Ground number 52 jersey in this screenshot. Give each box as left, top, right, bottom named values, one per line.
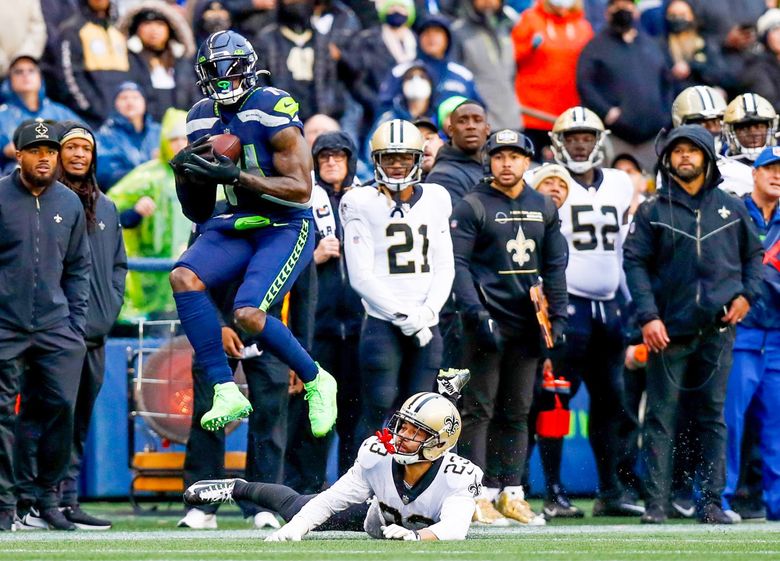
left=558, top=168, right=633, bottom=300
left=339, top=183, right=455, bottom=323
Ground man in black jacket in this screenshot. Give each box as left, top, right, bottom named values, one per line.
left=623, top=124, right=764, bottom=524
left=15, top=122, right=126, bottom=531
left=451, top=129, right=567, bottom=525
left=0, top=121, right=90, bottom=531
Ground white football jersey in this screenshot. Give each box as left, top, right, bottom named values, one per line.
left=559, top=168, right=633, bottom=300
left=340, top=183, right=454, bottom=322
left=291, top=435, right=482, bottom=541
left=717, top=156, right=753, bottom=197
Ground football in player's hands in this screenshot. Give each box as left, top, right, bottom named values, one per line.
left=207, top=133, right=242, bottom=163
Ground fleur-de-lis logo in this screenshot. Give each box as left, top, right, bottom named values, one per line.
left=443, top=415, right=460, bottom=436
left=717, top=206, right=731, bottom=220
left=468, top=476, right=483, bottom=498
left=53, top=214, right=63, bottom=223
left=35, top=123, right=48, bottom=137
left=506, top=227, right=535, bottom=265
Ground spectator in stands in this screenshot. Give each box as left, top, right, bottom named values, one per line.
left=0, top=56, right=81, bottom=174
left=511, top=0, right=593, bottom=158
left=378, top=15, right=479, bottom=115
left=117, top=1, right=199, bottom=121
left=415, top=117, right=444, bottom=177
left=662, top=0, right=728, bottom=95
left=190, top=1, right=234, bottom=46
left=451, top=0, right=522, bottom=130
left=107, top=108, right=188, bottom=323
left=254, top=0, right=346, bottom=122
left=96, top=81, right=161, bottom=191
left=303, top=113, right=341, bottom=148
left=220, top=0, right=277, bottom=41
left=55, top=0, right=149, bottom=127
left=343, top=0, right=418, bottom=130
left=312, top=0, right=362, bottom=58
left=623, top=125, right=764, bottom=524
left=576, top=0, right=672, bottom=170
left=0, top=1, right=45, bottom=83
left=426, top=99, right=490, bottom=207
left=0, top=121, right=89, bottom=531
left=15, top=121, right=126, bottom=531
left=309, top=131, right=363, bottom=475
left=744, top=9, right=780, bottom=109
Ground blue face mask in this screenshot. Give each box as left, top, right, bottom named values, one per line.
left=385, top=12, right=409, bottom=28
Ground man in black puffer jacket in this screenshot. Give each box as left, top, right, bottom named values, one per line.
left=623, top=124, right=764, bottom=525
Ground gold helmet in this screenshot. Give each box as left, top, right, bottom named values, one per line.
left=723, top=93, right=778, bottom=160
left=388, top=392, right=461, bottom=464
left=369, top=119, right=424, bottom=191
left=549, top=106, right=608, bottom=174
left=671, top=86, right=727, bottom=128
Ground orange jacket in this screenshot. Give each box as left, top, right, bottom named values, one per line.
left=512, top=1, right=593, bottom=131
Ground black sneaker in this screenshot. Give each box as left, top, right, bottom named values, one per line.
left=699, top=503, right=735, bottom=524
left=62, top=505, right=111, bottom=530
left=669, top=497, right=696, bottom=519
left=592, top=495, right=645, bottom=517
left=543, top=485, right=584, bottom=519
left=640, top=503, right=667, bottom=524
left=23, top=507, right=76, bottom=531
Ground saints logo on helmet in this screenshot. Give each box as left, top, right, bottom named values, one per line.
left=549, top=106, right=608, bottom=174
left=723, top=93, right=778, bottom=160
left=387, top=392, right=461, bottom=465
left=195, top=31, right=260, bottom=105
left=369, top=119, right=424, bottom=192
left=671, top=86, right=727, bottom=128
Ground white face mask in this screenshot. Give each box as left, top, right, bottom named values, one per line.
left=548, top=0, right=576, bottom=8
left=402, top=76, right=432, bottom=101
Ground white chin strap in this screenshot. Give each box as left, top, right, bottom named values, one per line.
left=392, top=451, right=425, bottom=465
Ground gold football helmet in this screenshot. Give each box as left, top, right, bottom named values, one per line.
left=671, top=86, right=727, bottom=128
left=723, top=93, right=778, bottom=160
left=388, top=392, right=461, bottom=464
left=549, top=106, right=608, bottom=174
left=369, top=119, right=424, bottom=191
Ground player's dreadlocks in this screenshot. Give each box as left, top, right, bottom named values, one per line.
left=59, top=122, right=99, bottom=232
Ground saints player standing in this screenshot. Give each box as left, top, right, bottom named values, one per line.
left=167, top=31, right=337, bottom=435
left=339, top=119, right=455, bottom=453
left=549, top=107, right=641, bottom=516
left=184, top=392, right=482, bottom=541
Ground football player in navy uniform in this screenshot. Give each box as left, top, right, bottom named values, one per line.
left=167, top=31, right=337, bottom=435
left=184, top=391, right=482, bottom=541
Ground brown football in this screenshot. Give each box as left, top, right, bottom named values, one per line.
left=209, top=133, right=242, bottom=163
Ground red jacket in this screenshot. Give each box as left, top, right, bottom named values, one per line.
left=512, top=1, right=593, bottom=131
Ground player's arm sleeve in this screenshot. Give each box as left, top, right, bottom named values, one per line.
left=287, top=462, right=373, bottom=532
left=110, top=202, right=128, bottom=320
left=425, top=492, right=476, bottom=541
left=63, top=208, right=92, bottom=336
left=423, top=194, right=455, bottom=314
left=341, top=201, right=410, bottom=321
left=622, top=202, right=660, bottom=326
left=541, top=199, right=568, bottom=327
left=450, top=199, right=485, bottom=317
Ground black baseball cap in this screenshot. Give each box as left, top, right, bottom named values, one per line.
left=14, top=119, right=61, bottom=151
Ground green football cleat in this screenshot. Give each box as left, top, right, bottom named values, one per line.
left=200, top=382, right=253, bottom=431
left=304, top=366, right=337, bottom=437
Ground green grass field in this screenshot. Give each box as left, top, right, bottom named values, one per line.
left=2, top=502, right=778, bottom=561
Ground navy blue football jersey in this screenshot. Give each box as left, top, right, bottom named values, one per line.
left=186, top=86, right=310, bottom=220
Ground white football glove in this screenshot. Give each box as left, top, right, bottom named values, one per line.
left=414, top=327, right=433, bottom=347
left=264, top=519, right=308, bottom=542
left=381, top=524, right=420, bottom=541
left=393, top=306, right=435, bottom=336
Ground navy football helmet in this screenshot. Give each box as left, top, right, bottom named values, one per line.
left=195, top=31, right=260, bottom=105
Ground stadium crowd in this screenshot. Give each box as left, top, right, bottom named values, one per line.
left=0, top=0, right=778, bottom=538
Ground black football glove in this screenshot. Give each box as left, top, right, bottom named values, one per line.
left=469, top=310, right=503, bottom=352
left=169, top=134, right=212, bottom=174
left=181, top=153, right=241, bottom=185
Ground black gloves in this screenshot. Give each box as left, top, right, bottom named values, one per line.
left=170, top=134, right=211, bottom=174
left=170, top=135, right=241, bottom=185
left=468, top=310, right=503, bottom=352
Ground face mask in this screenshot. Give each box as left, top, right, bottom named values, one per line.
left=548, top=0, right=576, bottom=8
left=666, top=16, right=694, bottom=34
left=403, top=76, right=432, bottom=101
left=609, top=9, right=634, bottom=33
left=385, top=12, right=409, bottom=28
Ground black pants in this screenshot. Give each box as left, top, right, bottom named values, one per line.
left=183, top=351, right=289, bottom=516
left=459, top=325, right=538, bottom=489
left=643, top=327, right=735, bottom=507
left=354, top=317, right=440, bottom=457
left=16, top=341, right=105, bottom=509
left=555, top=295, right=629, bottom=500
left=0, top=326, right=85, bottom=512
